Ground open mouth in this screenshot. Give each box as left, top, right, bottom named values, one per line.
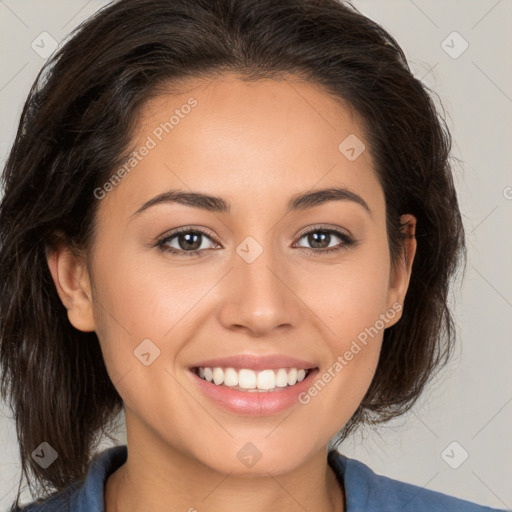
left=191, top=366, right=317, bottom=392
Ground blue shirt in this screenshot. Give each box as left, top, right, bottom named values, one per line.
left=10, top=444, right=506, bottom=511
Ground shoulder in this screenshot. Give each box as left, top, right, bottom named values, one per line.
left=327, top=449, right=507, bottom=512
left=6, top=445, right=127, bottom=512
left=6, top=484, right=77, bottom=512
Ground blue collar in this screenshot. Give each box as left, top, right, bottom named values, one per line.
left=23, top=444, right=504, bottom=512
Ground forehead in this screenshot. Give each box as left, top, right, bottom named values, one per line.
left=138, top=73, right=362, bottom=148
left=98, top=73, right=384, bottom=221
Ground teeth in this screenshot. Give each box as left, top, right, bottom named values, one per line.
left=224, top=367, right=239, bottom=387
left=203, top=367, right=213, bottom=382
left=257, top=369, right=275, bottom=390
left=275, top=368, right=289, bottom=387
left=239, top=369, right=257, bottom=389
left=195, top=366, right=312, bottom=391
left=212, top=367, right=224, bottom=385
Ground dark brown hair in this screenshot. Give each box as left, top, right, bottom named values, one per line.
left=0, top=0, right=465, bottom=507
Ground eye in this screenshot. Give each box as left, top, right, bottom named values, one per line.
left=155, top=225, right=356, bottom=258
left=156, top=227, right=219, bottom=257
left=293, top=226, right=355, bottom=255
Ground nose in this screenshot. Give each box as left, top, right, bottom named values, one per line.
left=217, top=245, right=302, bottom=337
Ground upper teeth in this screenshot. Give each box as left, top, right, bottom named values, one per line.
left=197, top=367, right=309, bottom=390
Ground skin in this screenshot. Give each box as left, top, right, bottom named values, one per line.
left=47, top=73, right=416, bottom=512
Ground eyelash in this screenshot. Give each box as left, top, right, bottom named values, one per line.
left=155, top=225, right=356, bottom=258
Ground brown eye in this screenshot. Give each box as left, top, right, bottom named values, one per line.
left=168, top=231, right=204, bottom=251
left=294, top=227, right=355, bottom=255
left=156, top=227, right=219, bottom=257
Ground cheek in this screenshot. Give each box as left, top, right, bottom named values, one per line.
left=86, top=240, right=174, bottom=383
left=299, top=241, right=392, bottom=342
left=91, top=242, right=191, bottom=333
left=88, top=239, right=230, bottom=389
left=295, top=238, right=391, bottom=397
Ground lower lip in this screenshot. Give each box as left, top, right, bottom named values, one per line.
left=189, top=368, right=319, bottom=416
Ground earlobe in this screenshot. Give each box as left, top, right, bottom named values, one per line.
left=386, top=214, right=417, bottom=323
left=46, top=242, right=96, bottom=332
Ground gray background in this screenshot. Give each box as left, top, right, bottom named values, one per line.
left=1, top=0, right=511, bottom=509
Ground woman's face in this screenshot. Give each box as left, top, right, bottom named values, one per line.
left=54, top=74, right=415, bottom=475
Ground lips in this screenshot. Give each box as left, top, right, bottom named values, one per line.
left=189, top=366, right=320, bottom=416
left=189, top=353, right=318, bottom=372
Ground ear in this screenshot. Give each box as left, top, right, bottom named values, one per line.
left=46, top=241, right=96, bottom=332
left=385, top=214, right=417, bottom=325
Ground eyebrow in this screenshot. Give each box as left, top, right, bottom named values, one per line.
left=131, top=187, right=371, bottom=218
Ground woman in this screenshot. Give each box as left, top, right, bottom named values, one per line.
left=0, top=0, right=505, bottom=511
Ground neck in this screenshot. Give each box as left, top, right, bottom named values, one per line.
left=104, top=431, right=344, bottom=512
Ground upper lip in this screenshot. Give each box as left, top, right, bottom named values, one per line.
left=190, top=354, right=318, bottom=371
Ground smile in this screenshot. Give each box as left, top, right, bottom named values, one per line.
left=192, top=366, right=313, bottom=392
